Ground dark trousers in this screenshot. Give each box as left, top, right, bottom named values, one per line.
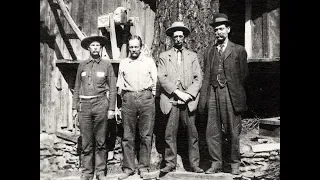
left=206, top=85, right=242, bottom=168
left=78, top=96, right=109, bottom=179
left=164, top=104, right=200, bottom=169
left=121, top=90, right=155, bottom=172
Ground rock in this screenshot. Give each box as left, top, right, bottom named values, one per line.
left=40, top=156, right=46, bottom=160
left=40, top=159, right=50, bottom=171
left=40, top=133, right=57, bottom=149
left=63, top=140, right=76, bottom=145
left=241, top=158, right=265, bottom=164
left=55, top=156, right=67, bottom=169
left=63, top=152, right=72, bottom=161
left=63, top=164, right=73, bottom=169
left=54, top=143, right=66, bottom=150
left=42, top=166, right=51, bottom=173
left=40, top=150, right=52, bottom=156
left=274, top=155, right=280, bottom=160
left=254, top=152, right=270, bottom=158
left=40, top=143, right=48, bottom=150
left=51, top=164, right=58, bottom=172
left=53, top=150, right=64, bottom=156
left=47, top=156, right=56, bottom=164
left=258, top=139, right=269, bottom=144
left=48, top=148, right=57, bottom=155
left=270, top=151, right=278, bottom=156
left=65, top=145, right=73, bottom=152
left=240, top=144, right=252, bottom=154
left=241, top=152, right=256, bottom=158
left=269, top=156, right=276, bottom=161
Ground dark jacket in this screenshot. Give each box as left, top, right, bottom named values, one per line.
left=198, top=41, right=249, bottom=113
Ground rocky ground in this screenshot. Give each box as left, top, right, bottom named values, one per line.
left=40, top=120, right=280, bottom=180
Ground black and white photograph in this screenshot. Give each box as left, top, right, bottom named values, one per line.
left=40, top=0, right=280, bottom=180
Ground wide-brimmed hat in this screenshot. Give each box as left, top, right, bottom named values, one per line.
left=166, top=21, right=191, bottom=37
left=81, top=34, right=109, bottom=49
left=210, top=13, right=232, bottom=27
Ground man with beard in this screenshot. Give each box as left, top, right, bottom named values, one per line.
left=116, top=35, right=157, bottom=180
left=198, top=13, right=249, bottom=175
left=72, top=34, right=117, bottom=180
left=157, top=22, right=204, bottom=174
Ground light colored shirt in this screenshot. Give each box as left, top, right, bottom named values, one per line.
left=117, top=54, right=157, bottom=95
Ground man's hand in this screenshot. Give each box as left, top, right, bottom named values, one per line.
left=108, top=110, right=115, bottom=119
left=174, top=89, right=193, bottom=103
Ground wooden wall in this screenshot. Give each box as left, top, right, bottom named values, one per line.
left=40, top=0, right=156, bottom=134
left=251, top=0, right=279, bottom=59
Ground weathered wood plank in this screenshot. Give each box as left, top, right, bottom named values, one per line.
left=251, top=143, right=280, bottom=153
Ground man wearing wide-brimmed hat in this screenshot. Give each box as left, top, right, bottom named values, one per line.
left=157, top=22, right=204, bottom=174
left=72, top=34, right=117, bottom=180
left=198, top=13, right=249, bottom=175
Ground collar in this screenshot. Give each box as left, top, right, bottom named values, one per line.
left=87, top=56, right=102, bottom=64
left=215, top=38, right=229, bottom=48
left=128, top=54, right=144, bottom=63
left=174, top=46, right=185, bottom=52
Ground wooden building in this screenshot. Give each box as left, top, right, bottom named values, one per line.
left=40, top=0, right=280, bottom=135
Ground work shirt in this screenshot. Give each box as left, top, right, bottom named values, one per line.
left=72, top=57, right=117, bottom=110
left=117, top=54, right=157, bottom=95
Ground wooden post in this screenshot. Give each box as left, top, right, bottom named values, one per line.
left=245, top=0, right=252, bottom=59
left=56, top=0, right=86, bottom=41
left=109, top=13, right=120, bottom=59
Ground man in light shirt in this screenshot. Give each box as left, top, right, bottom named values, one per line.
left=116, top=35, right=157, bottom=180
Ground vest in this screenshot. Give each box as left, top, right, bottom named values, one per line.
left=210, top=47, right=227, bottom=87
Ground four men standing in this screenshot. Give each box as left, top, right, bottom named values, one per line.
left=73, top=12, right=248, bottom=179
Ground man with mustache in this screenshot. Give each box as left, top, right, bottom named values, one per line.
left=157, top=22, right=204, bottom=174
left=198, top=13, right=249, bottom=175
left=72, top=34, right=117, bottom=180
left=116, top=35, right=157, bottom=179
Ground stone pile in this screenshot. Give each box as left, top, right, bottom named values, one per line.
left=40, top=133, right=80, bottom=173
left=239, top=138, right=280, bottom=178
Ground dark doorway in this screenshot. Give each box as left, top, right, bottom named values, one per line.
left=219, top=0, right=245, bottom=46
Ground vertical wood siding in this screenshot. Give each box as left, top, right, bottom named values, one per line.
left=40, top=0, right=155, bottom=134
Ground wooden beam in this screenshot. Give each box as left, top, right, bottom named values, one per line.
left=247, top=57, right=280, bottom=63
left=251, top=143, right=280, bottom=153
left=48, top=0, right=77, bottom=60
left=262, top=11, right=269, bottom=58
left=245, top=0, right=252, bottom=59
left=56, top=0, right=86, bottom=41
left=65, top=33, right=79, bottom=39
left=109, top=13, right=120, bottom=59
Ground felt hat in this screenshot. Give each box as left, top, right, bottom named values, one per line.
left=210, top=13, right=232, bottom=27
left=81, top=34, right=109, bottom=49
left=165, top=21, right=191, bottom=37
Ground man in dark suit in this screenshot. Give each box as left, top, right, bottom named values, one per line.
left=157, top=22, right=204, bottom=174
left=198, top=13, right=249, bottom=175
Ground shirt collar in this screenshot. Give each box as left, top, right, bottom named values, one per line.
left=87, top=56, right=102, bottom=64
left=215, top=38, right=229, bottom=49
left=174, top=46, right=184, bottom=52
left=128, top=54, right=144, bottom=63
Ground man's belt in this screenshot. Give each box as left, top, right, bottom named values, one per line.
left=79, top=94, right=104, bottom=99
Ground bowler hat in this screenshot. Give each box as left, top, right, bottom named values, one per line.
left=166, top=21, right=191, bottom=37
left=81, top=34, right=109, bottom=49
left=210, top=13, right=232, bottom=27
